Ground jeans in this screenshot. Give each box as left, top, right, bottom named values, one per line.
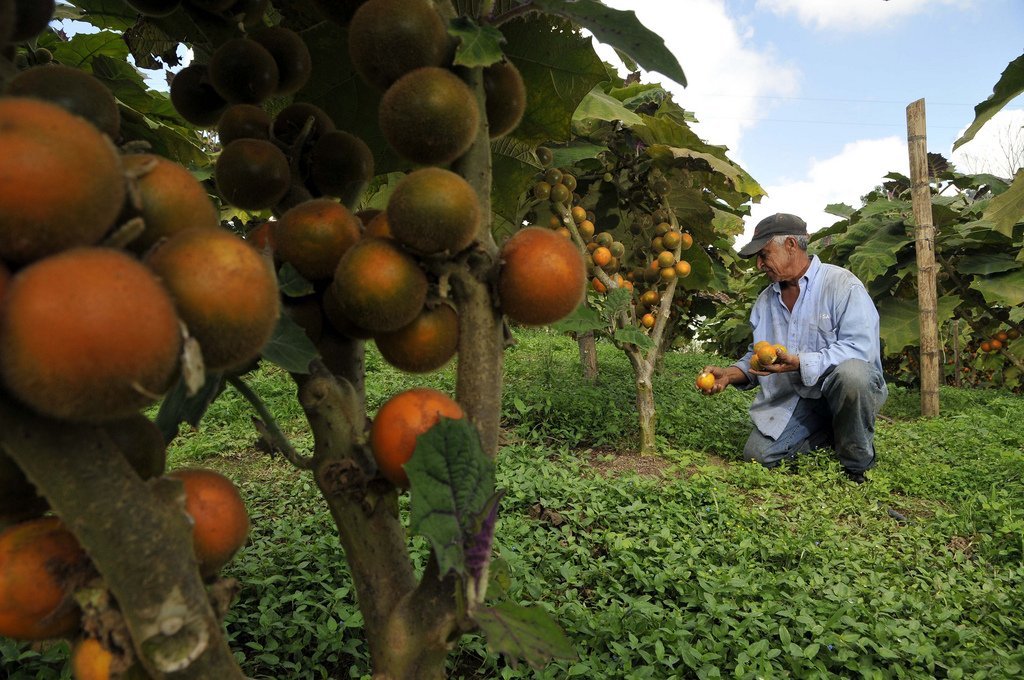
left=743, top=359, right=888, bottom=473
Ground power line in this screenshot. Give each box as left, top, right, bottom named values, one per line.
left=693, top=93, right=977, bottom=107
left=695, top=116, right=966, bottom=130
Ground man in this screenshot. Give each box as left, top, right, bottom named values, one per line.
left=701, top=213, right=888, bottom=483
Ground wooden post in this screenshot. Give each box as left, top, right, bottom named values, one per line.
left=906, top=99, right=940, bottom=416
left=952, top=320, right=961, bottom=388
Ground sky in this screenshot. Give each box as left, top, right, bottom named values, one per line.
left=592, top=0, right=1024, bottom=249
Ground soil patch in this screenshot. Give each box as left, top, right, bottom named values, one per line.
left=583, top=446, right=677, bottom=479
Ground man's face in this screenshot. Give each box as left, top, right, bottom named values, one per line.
left=755, top=237, right=801, bottom=282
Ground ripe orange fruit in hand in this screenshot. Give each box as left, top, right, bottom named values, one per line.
left=696, top=371, right=715, bottom=393
left=0, top=517, right=88, bottom=640
left=370, top=388, right=464, bottom=487
left=0, top=248, right=182, bottom=422
left=756, top=344, right=778, bottom=366
left=169, top=468, right=250, bottom=578
left=498, top=227, right=586, bottom=326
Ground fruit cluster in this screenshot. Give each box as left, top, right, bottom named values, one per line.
left=750, top=340, right=788, bottom=371
left=979, top=328, right=1020, bottom=353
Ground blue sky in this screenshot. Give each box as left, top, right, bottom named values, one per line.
left=596, top=0, right=1024, bottom=244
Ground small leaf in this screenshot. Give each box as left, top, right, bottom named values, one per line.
left=449, top=17, right=506, bottom=68
left=277, top=262, right=316, bottom=298
left=261, top=313, right=319, bottom=374
left=407, top=418, right=496, bottom=578
left=613, top=326, right=655, bottom=349
left=474, top=601, right=577, bottom=669
left=550, top=304, right=606, bottom=334
left=155, top=373, right=225, bottom=444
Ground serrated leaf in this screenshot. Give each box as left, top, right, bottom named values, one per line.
left=982, top=169, right=1024, bottom=238
left=532, top=0, right=685, bottom=87
left=277, top=263, right=316, bottom=298
left=450, top=17, right=506, bottom=67
left=474, top=601, right=577, bottom=669
left=613, top=326, right=654, bottom=349
left=604, top=286, right=633, bottom=316
left=492, top=136, right=542, bottom=225
left=953, top=52, right=1024, bottom=151
left=407, top=418, right=496, bottom=578
left=550, top=304, right=606, bottom=334
left=66, top=0, right=139, bottom=31
left=51, top=31, right=130, bottom=69
left=261, top=312, right=319, bottom=374
left=503, top=16, right=608, bottom=146
left=155, top=373, right=225, bottom=444
left=573, top=86, right=643, bottom=126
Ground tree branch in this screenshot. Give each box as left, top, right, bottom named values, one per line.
left=227, top=375, right=314, bottom=470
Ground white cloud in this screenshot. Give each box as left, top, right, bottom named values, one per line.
left=950, top=108, right=1024, bottom=178
left=739, top=136, right=908, bottom=248
left=755, top=0, right=965, bottom=31
left=592, top=0, right=800, bottom=156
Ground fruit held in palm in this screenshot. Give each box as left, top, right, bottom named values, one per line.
left=208, top=38, right=279, bottom=105
left=273, top=199, right=362, bottom=281
left=696, top=371, right=715, bottom=393
left=375, top=303, right=458, bottom=374
left=756, top=344, right=778, bottom=366
left=215, top=138, right=290, bottom=210
left=169, top=468, right=250, bottom=577
left=379, top=66, right=479, bottom=165
left=386, top=167, right=479, bottom=255
left=370, top=387, right=464, bottom=487
left=5, top=65, right=120, bottom=139
left=498, top=226, right=586, bottom=326
left=330, top=237, right=427, bottom=333
left=482, top=59, right=526, bottom=138
left=122, top=153, right=220, bottom=253
left=347, top=0, right=448, bottom=90
left=146, top=228, right=280, bottom=371
left=0, top=517, right=88, bottom=640
left=0, top=98, right=125, bottom=264
left=0, top=248, right=181, bottom=422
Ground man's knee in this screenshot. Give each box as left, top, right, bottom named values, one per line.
left=743, top=430, right=783, bottom=467
left=828, top=359, right=873, bottom=393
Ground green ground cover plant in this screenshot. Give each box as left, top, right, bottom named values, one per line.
left=4, top=329, right=1022, bottom=679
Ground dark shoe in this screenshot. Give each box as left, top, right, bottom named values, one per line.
left=844, top=469, right=867, bottom=484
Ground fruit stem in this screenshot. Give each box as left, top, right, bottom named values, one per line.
left=227, top=375, right=313, bottom=469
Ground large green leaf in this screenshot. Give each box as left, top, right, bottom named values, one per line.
left=957, top=252, right=1023, bottom=276
left=953, top=52, right=1024, bottom=151
left=573, top=86, right=643, bottom=126
left=847, top=232, right=910, bottom=285
left=503, top=16, right=609, bottom=146
left=981, top=169, right=1024, bottom=238
left=51, top=30, right=129, bottom=68
left=492, top=136, right=543, bottom=225
left=66, top=0, right=139, bottom=32
left=877, top=295, right=961, bottom=353
left=532, top=0, right=685, bottom=87
left=971, top=269, right=1024, bottom=308
left=474, top=600, right=577, bottom=669
left=551, top=304, right=607, bottom=334
left=407, top=418, right=496, bottom=578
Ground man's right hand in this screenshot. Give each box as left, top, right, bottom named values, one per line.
left=700, top=365, right=729, bottom=395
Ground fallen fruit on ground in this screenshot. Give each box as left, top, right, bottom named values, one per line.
left=370, top=388, right=464, bottom=487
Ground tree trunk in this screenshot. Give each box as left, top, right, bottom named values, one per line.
left=0, top=396, right=244, bottom=679
left=577, top=331, right=598, bottom=383
left=636, top=369, right=657, bottom=456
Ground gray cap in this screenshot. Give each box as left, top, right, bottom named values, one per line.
left=737, top=213, right=808, bottom=258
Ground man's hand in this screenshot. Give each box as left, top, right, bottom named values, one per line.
left=699, top=365, right=740, bottom=394
left=751, top=348, right=800, bottom=376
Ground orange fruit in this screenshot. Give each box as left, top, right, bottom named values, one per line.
left=990, top=338, right=1003, bottom=351
left=656, top=250, right=675, bottom=268
left=641, top=313, right=655, bottom=328
left=0, top=517, right=87, bottom=640
left=71, top=637, right=113, bottom=680
left=347, top=0, right=448, bottom=90
left=146, top=228, right=280, bottom=371
left=680, top=232, right=694, bottom=250
left=375, top=303, right=458, bottom=374
left=695, top=371, right=715, bottom=393
left=661, top=230, right=682, bottom=250
left=273, top=199, right=362, bottom=281
left=386, top=167, right=479, bottom=255
left=122, top=154, right=219, bottom=254
left=592, top=246, right=612, bottom=267
left=577, top=219, right=595, bottom=240
left=591, top=277, right=607, bottom=294
left=995, top=330, right=1009, bottom=343
left=0, top=98, right=125, bottom=263
left=756, top=344, right=778, bottom=366
left=369, top=388, right=464, bottom=487
left=640, top=289, right=660, bottom=307
left=980, top=340, right=992, bottom=353
left=660, top=267, right=676, bottom=282
left=0, top=248, right=181, bottom=422
left=362, top=211, right=393, bottom=239
left=331, top=237, right=427, bottom=333
left=498, top=227, right=586, bottom=326
left=168, top=468, right=250, bottom=577
left=570, top=206, right=587, bottom=224
left=675, top=260, right=692, bottom=278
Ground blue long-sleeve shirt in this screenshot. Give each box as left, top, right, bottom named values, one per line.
left=732, top=256, right=884, bottom=439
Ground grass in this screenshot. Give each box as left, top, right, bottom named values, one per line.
left=4, top=328, right=1023, bottom=679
